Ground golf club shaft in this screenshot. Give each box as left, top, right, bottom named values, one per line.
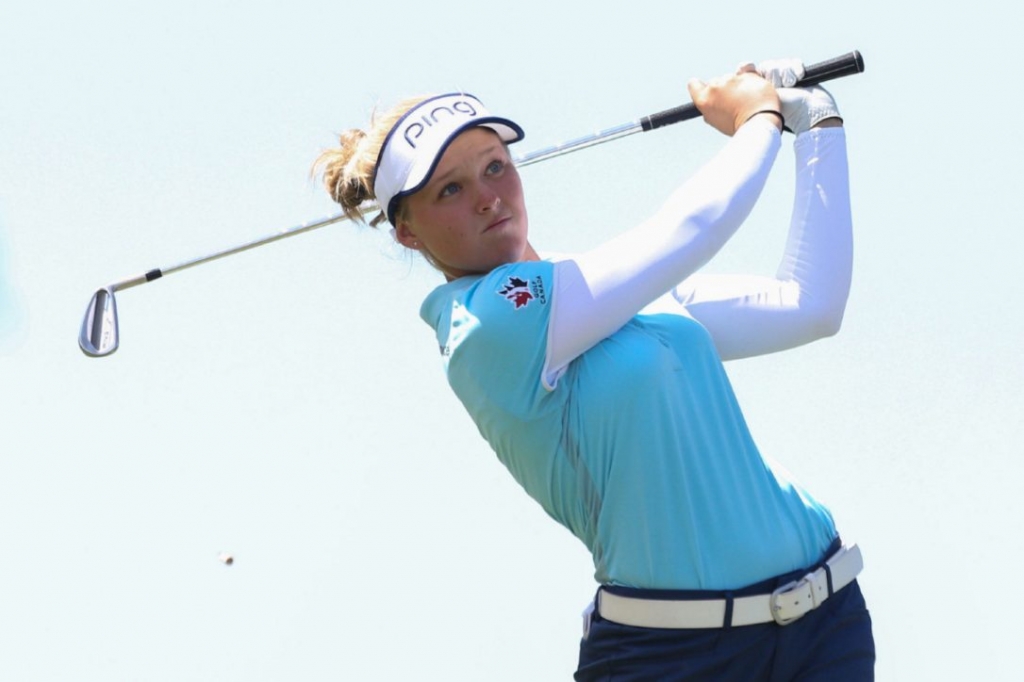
left=515, top=50, right=864, bottom=167
left=107, top=50, right=863, bottom=292
left=106, top=207, right=374, bottom=293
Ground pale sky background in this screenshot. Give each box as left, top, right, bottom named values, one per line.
left=2, top=2, right=1021, bottom=680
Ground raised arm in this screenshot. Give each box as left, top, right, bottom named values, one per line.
left=672, top=122, right=851, bottom=360
left=542, top=72, right=783, bottom=388
left=671, top=63, right=852, bottom=360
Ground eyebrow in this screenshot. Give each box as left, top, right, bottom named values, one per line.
left=428, top=140, right=505, bottom=189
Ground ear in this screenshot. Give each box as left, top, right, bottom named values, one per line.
left=394, top=220, right=422, bottom=250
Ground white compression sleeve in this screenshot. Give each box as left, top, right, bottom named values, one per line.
left=542, top=117, right=781, bottom=389
left=671, top=127, right=852, bottom=360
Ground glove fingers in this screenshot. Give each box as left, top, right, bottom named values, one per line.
left=756, top=58, right=805, bottom=88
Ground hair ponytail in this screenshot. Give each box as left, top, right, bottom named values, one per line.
left=312, top=96, right=431, bottom=228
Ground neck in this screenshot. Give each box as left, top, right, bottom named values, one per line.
left=442, top=241, right=543, bottom=282
left=521, top=241, right=541, bottom=263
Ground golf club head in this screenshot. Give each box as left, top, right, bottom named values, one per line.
left=79, top=287, right=119, bottom=357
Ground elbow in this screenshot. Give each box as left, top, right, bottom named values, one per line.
left=802, top=294, right=848, bottom=340
left=776, top=276, right=850, bottom=342
left=814, top=308, right=845, bottom=339
left=791, top=268, right=851, bottom=341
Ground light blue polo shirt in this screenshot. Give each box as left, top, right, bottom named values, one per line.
left=421, top=260, right=837, bottom=590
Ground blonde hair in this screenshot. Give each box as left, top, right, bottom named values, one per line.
left=312, top=96, right=432, bottom=227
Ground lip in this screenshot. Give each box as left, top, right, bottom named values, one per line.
left=484, top=215, right=512, bottom=232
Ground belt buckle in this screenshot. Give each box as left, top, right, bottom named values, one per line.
left=770, top=569, right=826, bottom=626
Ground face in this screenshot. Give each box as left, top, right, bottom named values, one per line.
left=395, top=128, right=532, bottom=279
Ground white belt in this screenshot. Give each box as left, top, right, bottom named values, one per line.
left=595, top=544, right=863, bottom=630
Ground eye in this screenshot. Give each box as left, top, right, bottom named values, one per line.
left=486, top=159, right=505, bottom=175
left=439, top=182, right=460, bottom=198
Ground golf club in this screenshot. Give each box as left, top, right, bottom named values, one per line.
left=79, top=50, right=864, bottom=357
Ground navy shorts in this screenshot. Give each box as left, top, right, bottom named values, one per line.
left=575, top=556, right=875, bottom=681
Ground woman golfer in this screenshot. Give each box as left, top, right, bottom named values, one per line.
left=315, top=60, right=874, bottom=680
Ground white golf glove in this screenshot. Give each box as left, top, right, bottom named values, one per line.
left=776, top=85, right=841, bottom=135
left=753, top=58, right=805, bottom=87
left=743, top=58, right=842, bottom=135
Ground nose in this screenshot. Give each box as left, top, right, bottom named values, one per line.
left=476, top=185, right=500, bottom=213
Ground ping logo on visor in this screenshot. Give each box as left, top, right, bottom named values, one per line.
left=402, top=98, right=481, bottom=149
left=372, top=93, right=525, bottom=225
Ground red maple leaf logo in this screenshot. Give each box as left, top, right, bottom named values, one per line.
left=498, top=276, right=534, bottom=309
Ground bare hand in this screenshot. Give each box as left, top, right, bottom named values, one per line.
left=687, top=71, right=781, bottom=136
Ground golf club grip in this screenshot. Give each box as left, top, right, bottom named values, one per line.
left=640, top=50, right=864, bottom=132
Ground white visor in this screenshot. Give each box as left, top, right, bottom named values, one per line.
left=372, top=93, right=525, bottom=225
